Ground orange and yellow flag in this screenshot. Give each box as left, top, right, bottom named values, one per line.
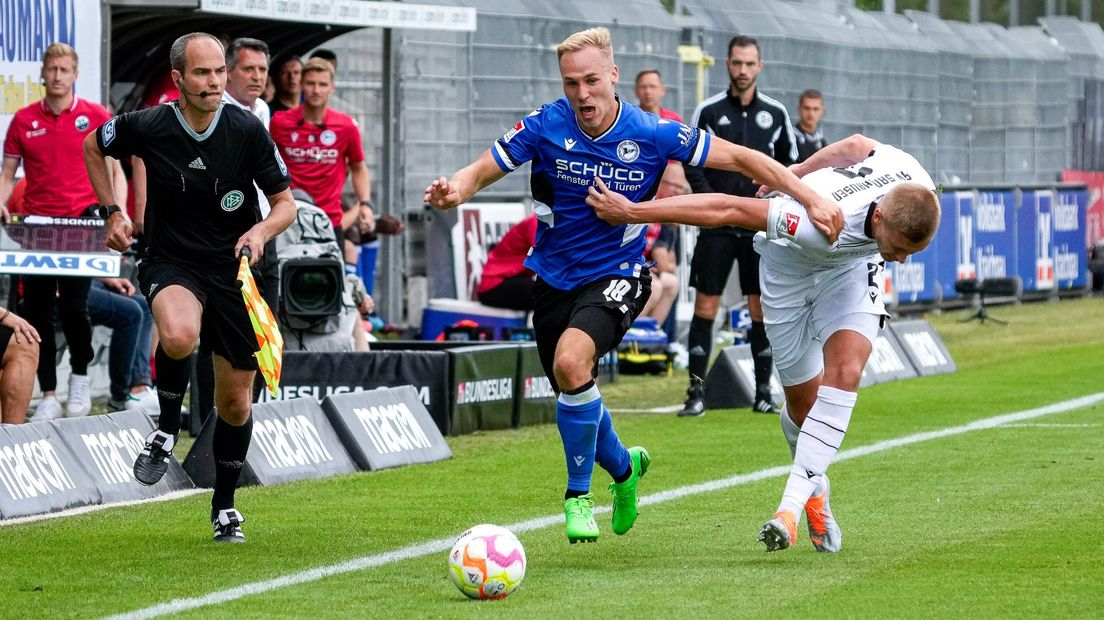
left=238, top=256, right=283, bottom=396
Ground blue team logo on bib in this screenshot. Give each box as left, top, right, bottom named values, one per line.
left=616, top=140, right=640, bottom=163
left=221, top=190, right=245, bottom=212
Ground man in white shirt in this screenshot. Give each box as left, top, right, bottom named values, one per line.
left=222, top=37, right=272, bottom=215
left=587, top=133, right=940, bottom=554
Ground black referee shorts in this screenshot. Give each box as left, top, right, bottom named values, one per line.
left=138, top=258, right=261, bottom=371
left=532, top=273, right=651, bottom=392
left=0, top=325, right=12, bottom=360
left=689, top=232, right=762, bottom=296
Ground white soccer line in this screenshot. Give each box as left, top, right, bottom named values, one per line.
left=0, top=489, right=208, bottom=527
left=106, top=392, right=1104, bottom=620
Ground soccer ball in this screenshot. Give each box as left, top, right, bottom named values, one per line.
left=448, top=524, right=527, bottom=600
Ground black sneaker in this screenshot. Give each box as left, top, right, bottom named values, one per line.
left=212, top=508, right=246, bottom=543
left=678, top=380, right=705, bottom=417
left=752, top=397, right=782, bottom=415
left=133, top=430, right=176, bottom=486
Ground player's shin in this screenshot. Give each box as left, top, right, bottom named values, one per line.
left=777, top=386, right=856, bottom=516
left=212, top=415, right=253, bottom=514
left=154, top=346, right=192, bottom=435
left=594, top=405, right=630, bottom=481
left=556, top=382, right=602, bottom=498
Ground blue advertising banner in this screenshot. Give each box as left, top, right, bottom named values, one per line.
left=973, top=189, right=1016, bottom=282
left=1052, top=187, right=1088, bottom=289
left=1017, top=189, right=1054, bottom=292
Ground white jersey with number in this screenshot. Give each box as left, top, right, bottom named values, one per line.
left=753, top=143, right=935, bottom=275
left=749, top=143, right=935, bottom=385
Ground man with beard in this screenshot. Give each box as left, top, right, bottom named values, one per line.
left=680, top=35, right=797, bottom=417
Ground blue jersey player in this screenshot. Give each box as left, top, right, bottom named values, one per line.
left=425, top=27, right=843, bottom=544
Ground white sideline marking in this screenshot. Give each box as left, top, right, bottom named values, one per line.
left=1001, top=423, right=1100, bottom=428
left=0, top=489, right=207, bottom=527
left=106, top=392, right=1104, bottom=620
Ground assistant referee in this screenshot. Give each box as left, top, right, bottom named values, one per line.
left=83, top=32, right=296, bottom=543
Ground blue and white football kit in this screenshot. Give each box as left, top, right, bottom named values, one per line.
left=490, top=96, right=710, bottom=496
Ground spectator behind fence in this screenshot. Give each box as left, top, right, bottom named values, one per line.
left=269, top=55, right=302, bottom=114
left=634, top=69, right=682, bottom=121
left=794, top=89, right=827, bottom=163
left=270, top=58, right=374, bottom=253
left=0, top=42, right=126, bottom=421
left=0, top=305, right=41, bottom=424
left=682, top=35, right=798, bottom=418
left=476, top=214, right=538, bottom=311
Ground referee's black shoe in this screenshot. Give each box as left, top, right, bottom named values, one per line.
left=212, top=508, right=246, bottom=543
left=678, top=379, right=705, bottom=417
left=752, top=389, right=782, bottom=415
left=133, top=430, right=176, bottom=486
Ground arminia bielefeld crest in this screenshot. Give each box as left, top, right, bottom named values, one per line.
left=221, top=190, right=245, bottom=212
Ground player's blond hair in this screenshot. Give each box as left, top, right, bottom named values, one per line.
left=302, top=57, right=335, bottom=80
left=556, top=27, right=613, bottom=63
left=43, top=42, right=77, bottom=67
left=879, top=182, right=941, bottom=244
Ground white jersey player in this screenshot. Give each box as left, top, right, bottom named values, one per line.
left=586, top=133, right=941, bottom=554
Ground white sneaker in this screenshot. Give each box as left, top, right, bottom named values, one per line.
left=33, top=396, right=63, bottom=422
left=124, top=386, right=159, bottom=411
left=66, top=374, right=92, bottom=417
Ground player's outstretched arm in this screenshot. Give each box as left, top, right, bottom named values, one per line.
left=587, top=177, right=769, bottom=229
left=704, top=138, right=843, bottom=242
left=424, top=150, right=507, bottom=210
left=789, top=133, right=880, bottom=179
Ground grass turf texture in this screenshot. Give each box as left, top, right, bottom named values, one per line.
left=2, top=298, right=1102, bottom=618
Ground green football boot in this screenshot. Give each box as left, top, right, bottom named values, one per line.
left=609, top=446, right=651, bottom=535
left=564, top=493, right=599, bottom=543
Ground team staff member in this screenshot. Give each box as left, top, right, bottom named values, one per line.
left=681, top=34, right=798, bottom=417
left=84, top=32, right=296, bottom=543
left=270, top=58, right=374, bottom=243
left=794, top=89, right=827, bottom=163
left=588, top=133, right=939, bottom=554
left=0, top=42, right=125, bottom=421
left=634, top=69, right=681, bottom=121
left=426, top=27, right=841, bottom=545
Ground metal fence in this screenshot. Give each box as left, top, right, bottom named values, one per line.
left=315, top=0, right=1104, bottom=322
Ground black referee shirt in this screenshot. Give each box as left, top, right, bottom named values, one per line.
left=97, top=102, right=290, bottom=268
left=686, top=88, right=796, bottom=235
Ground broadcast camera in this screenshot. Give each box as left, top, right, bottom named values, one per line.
left=275, top=190, right=365, bottom=351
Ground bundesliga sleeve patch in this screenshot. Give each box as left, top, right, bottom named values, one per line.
left=774, top=210, right=801, bottom=239
left=503, top=120, right=524, bottom=143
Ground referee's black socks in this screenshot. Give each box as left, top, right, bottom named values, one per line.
left=748, top=321, right=773, bottom=394
left=154, top=346, right=191, bottom=436
left=212, top=415, right=253, bottom=515
left=687, top=315, right=713, bottom=387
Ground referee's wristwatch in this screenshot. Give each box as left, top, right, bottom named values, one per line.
left=100, top=204, right=123, bottom=221
left=358, top=199, right=374, bottom=210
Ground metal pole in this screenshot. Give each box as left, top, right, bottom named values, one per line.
left=100, top=0, right=111, bottom=105
left=1010, top=0, right=1019, bottom=26
left=927, top=0, right=940, bottom=16
left=884, top=0, right=895, bottom=14
left=379, top=27, right=403, bottom=324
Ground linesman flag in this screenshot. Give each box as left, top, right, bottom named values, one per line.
left=238, top=253, right=283, bottom=396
